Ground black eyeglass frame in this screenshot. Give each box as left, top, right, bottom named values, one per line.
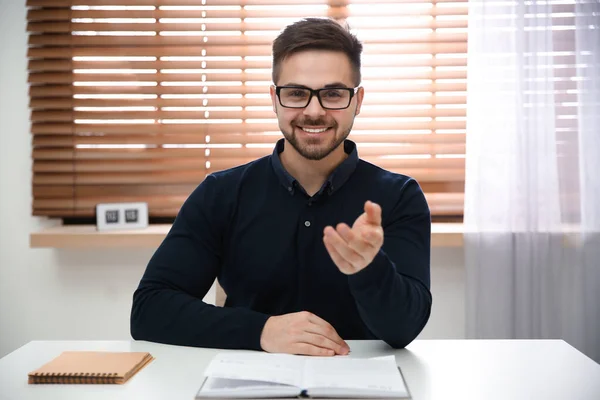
left=274, top=85, right=359, bottom=110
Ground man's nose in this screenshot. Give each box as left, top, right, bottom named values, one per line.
left=303, top=94, right=326, bottom=117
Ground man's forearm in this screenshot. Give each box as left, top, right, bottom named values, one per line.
left=348, top=250, right=432, bottom=348
left=131, top=284, right=270, bottom=350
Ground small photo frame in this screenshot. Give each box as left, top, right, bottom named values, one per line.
left=125, top=209, right=139, bottom=223
left=105, top=209, right=119, bottom=224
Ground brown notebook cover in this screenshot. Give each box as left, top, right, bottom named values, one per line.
left=28, top=351, right=154, bottom=384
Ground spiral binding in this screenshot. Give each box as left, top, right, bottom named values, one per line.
left=29, top=372, right=120, bottom=384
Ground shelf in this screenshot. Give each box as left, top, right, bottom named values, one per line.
left=30, top=223, right=464, bottom=249
left=30, top=224, right=170, bottom=249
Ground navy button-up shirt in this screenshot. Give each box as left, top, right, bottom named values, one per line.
left=131, top=139, right=432, bottom=350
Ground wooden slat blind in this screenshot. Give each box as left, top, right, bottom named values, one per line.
left=27, top=0, right=466, bottom=220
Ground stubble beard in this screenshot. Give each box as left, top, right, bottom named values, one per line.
left=280, top=119, right=353, bottom=161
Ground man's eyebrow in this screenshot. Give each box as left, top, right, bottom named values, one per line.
left=281, top=83, right=309, bottom=88
left=281, top=82, right=351, bottom=89
left=323, top=82, right=350, bottom=88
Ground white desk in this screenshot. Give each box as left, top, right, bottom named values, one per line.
left=0, top=340, right=598, bottom=400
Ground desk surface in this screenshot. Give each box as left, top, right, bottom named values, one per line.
left=0, top=340, right=598, bottom=400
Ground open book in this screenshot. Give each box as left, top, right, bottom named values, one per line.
left=196, top=352, right=410, bottom=399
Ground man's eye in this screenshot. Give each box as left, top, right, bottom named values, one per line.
left=288, top=90, right=307, bottom=97
left=322, top=90, right=343, bottom=98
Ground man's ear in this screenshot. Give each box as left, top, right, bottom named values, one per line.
left=354, top=86, right=364, bottom=116
left=269, top=85, right=278, bottom=114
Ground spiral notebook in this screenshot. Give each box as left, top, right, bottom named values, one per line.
left=28, top=351, right=154, bottom=384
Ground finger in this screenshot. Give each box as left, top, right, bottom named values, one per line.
left=292, top=342, right=335, bottom=357
left=364, top=201, right=382, bottom=226
left=336, top=223, right=373, bottom=254
left=306, top=313, right=349, bottom=352
left=357, top=225, right=385, bottom=247
left=324, top=227, right=365, bottom=266
left=305, top=325, right=348, bottom=355
left=299, top=331, right=348, bottom=356
left=324, top=235, right=355, bottom=274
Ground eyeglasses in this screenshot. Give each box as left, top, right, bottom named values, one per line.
left=275, top=86, right=358, bottom=110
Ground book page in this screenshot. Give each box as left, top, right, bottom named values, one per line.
left=303, top=355, right=408, bottom=396
left=198, top=377, right=301, bottom=398
left=203, top=352, right=304, bottom=388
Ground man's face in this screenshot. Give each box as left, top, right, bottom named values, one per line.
left=270, top=50, right=364, bottom=161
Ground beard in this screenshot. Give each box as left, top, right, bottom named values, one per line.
left=279, top=116, right=353, bottom=161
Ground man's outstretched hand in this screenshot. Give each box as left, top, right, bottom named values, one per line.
left=260, top=311, right=349, bottom=356
left=323, top=200, right=384, bottom=275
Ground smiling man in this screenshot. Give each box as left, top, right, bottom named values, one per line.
left=131, top=18, right=432, bottom=356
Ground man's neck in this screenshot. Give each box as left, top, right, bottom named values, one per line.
left=280, top=141, right=347, bottom=197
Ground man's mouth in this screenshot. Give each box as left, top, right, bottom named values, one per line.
left=298, top=126, right=331, bottom=133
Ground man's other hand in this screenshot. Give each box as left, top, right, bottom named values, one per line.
left=260, top=311, right=350, bottom=356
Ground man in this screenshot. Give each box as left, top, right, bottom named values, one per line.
left=131, top=18, right=432, bottom=356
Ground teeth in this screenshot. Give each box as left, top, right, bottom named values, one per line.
left=301, top=127, right=328, bottom=133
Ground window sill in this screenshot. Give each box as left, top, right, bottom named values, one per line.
left=29, top=223, right=464, bottom=249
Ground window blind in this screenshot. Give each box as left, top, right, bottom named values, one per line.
left=27, top=0, right=467, bottom=220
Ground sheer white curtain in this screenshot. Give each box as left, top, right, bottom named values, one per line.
left=464, top=0, right=600, bottom=362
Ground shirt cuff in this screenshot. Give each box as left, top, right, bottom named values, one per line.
left=243, top=312, right=271, bottom=351
left=347, top=249, right=392, bottom=292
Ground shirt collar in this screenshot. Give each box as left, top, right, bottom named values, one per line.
left=270, top=138, right=359, bottom=196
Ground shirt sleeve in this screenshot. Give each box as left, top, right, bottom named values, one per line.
left=130, top=174, right=270, bottom=350
left=347, top=178, right=432, bottom=348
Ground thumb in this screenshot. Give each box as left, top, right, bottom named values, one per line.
left=364, top=201, right=382, bottom=226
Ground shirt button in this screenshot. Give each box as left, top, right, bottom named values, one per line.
left=288, top=186, right=293, bottom=192
left=304, top=221, right=311, bottom=227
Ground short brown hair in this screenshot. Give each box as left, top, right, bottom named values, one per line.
left=272, top=18, right=363, bottom=86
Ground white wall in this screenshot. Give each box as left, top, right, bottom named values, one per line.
left=0, top=0, right=465, bottom=358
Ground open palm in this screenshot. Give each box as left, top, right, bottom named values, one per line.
left=323, top=201, right=384, bottom=275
